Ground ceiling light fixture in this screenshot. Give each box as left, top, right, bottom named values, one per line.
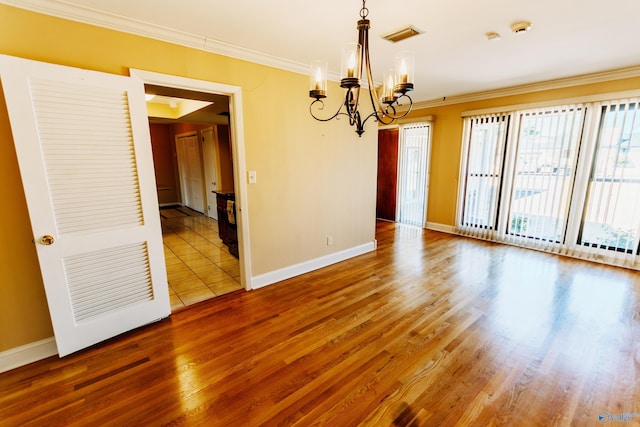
left=308, top=0, right=415, bottom=136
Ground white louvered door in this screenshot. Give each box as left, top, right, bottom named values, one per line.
left=0, top=55, right=170, bottom=356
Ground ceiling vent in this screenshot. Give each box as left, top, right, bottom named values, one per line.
left=381, top=25, right=424, bottom=43
left=511, top=21, right=532, bottom=34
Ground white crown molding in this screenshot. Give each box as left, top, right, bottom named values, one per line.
left=414, top=65, right=640, bottom=110
left=4, top=0, right=640, bottom=104
left=0, top=0, right=311, bottom=74
left=1, top=0, right=206, bottom=49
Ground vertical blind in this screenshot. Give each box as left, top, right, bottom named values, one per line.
left=504, top=105, right=584, bottom=249
left=397, top=123, right=430, bottom=226
left=458, top=98, right=640, bottom=270
left=578, top=101, right=640, bottom=267
left=460, top=114, right=509, bottom=238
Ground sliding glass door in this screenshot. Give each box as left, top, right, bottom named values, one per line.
left=458, top=97, right=640, bottom=269
left=397, top=124, right=430, bottom=226
left=506, top=107, right=584, bottom=242
left=580, top=102, right=640, bottom=254
left=461, top=115, right=509, bottom=231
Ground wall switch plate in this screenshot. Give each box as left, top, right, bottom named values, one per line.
left=248, top=171, right=257, bottom=184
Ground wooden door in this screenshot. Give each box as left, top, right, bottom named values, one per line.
left=376, top=128, right=400, bottom=221
left=175, top=133, right=205, bottom=213
left=0, top=54, right=170, bottom=357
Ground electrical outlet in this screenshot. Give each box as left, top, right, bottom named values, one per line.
left=327, top=236, right=333, bottom=246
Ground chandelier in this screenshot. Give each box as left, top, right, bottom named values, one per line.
left=308, top=0, right=415, bottom=136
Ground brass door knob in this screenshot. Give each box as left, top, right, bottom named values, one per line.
left=39, top=235, right=55, bottom=245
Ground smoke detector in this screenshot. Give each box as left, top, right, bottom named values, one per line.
left=511, top=21, right=532, bottom=34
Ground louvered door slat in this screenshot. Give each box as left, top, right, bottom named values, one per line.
left=32, top=78, right=143, bottom=236
left=66, top=242, right=154, bottom=323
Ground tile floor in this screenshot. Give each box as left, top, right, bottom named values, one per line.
left=160, top=207, right=242, bottom=310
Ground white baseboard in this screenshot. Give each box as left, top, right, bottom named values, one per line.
left=0, top=337, right=57, bottom=373
left=426, top=222, right=457, bottom=234
left=250, top=241, right=377, bottom=290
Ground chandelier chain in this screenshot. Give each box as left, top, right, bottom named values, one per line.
left=360, top=0, right=369, bottom=19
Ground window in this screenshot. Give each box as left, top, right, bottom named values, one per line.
left=458, top=97, right=640, bottom=269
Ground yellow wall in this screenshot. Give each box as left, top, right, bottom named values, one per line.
left=0, top=5, right=377, bottom=352
left=3, top=4, right=637, bottom=355
left=410, top=77, right=640, bottom=226
left=0, top=85, right=54, bottom=349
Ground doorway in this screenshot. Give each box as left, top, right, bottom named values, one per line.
left=397, top=123, right=430, bottom=226
left=376, top=123, right=431, bottom=227
left=376, top=128, right=399, bottom=221
left=153, top=122, right=241, bottom=309
left=140, top=77, right=247, bottom=310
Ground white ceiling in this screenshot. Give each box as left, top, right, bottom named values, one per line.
left=8, top=0, right=640, bottom=103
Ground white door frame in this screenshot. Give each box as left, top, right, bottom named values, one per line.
left=130, top=69, right=252, bottom=290
left=202, top=127, right=221, bottom=220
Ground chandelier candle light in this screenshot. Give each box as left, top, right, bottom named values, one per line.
left=309, top=0, right=415, bottom=136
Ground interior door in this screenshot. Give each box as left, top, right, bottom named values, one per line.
left=0, top=54, right=170, bottom=357
left=175, top=133, right=205, bottom=213
left=202, top=128, right=220, bottom=220
left=376, top=128, right=399, bottom=221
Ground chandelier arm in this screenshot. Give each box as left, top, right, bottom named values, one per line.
left=309, top=99, right=347, bottom=122
left=345, top=89, right=363, bottom=134
left=360, top=110, right=387, bottom=128
left=380, top=94, right=414, bottom=120
left=392, top=94, right=414, bottom=119
left=345, top=87, right=361, bottom=124
left=361, top=17, right=388, bottom=119
left=372, top=110, right=397, bottom=126
left=352, top=110, right=365, bottom=136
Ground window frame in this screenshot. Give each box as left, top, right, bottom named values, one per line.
left=457, top=90, right=640, bottom=269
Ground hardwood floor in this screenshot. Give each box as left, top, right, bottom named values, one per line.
left=1, top=221, right=639, bottom=426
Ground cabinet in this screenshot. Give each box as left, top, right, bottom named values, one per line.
left=215, top=191, right=238, bottom=258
